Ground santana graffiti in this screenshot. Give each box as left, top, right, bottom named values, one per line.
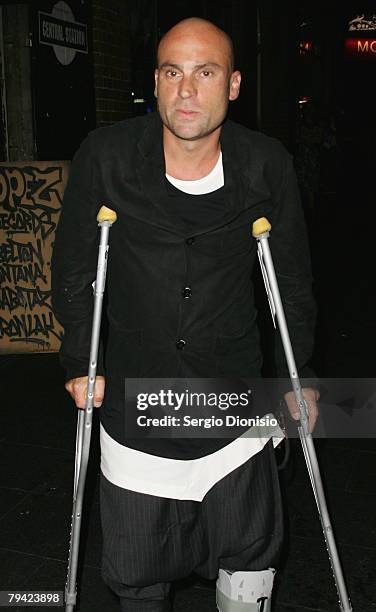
left=0, top=161, right=69, bottom=352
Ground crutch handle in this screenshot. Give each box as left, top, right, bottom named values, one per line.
left=252, top=217, right=271, bottom=237
left=97, top=205, right=117, bottom=224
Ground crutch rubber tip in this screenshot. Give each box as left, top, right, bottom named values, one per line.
left=252, top=217, right=271, bottom=237
left=97, top=205, right=117, bottom=224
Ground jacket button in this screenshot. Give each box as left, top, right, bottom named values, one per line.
left=176, top=339, right=186, bottom=350
left=186, top=237, right=195, bottom=246
left=182, top=286, right=192, bottom=298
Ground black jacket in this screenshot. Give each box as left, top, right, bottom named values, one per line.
left=51, top=113, right=316, bottom=455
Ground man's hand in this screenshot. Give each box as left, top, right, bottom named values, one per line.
left=284, top=387, right=320, bottom=434
left=65, top=376, right=105, bottom=410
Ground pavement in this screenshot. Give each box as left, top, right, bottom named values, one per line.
left=1, top=189, right=376, bottom=611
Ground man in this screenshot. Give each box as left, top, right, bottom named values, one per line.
left=52, top=17, right=319, bottom=612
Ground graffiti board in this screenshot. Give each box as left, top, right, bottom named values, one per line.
left=0, top=161, right=68, bottom=353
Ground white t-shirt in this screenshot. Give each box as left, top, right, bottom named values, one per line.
left=165, top=151, right=224, bottom=194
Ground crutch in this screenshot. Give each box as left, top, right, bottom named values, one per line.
left=65, top=205, right=117, bottom=612
left=252, top=217, right=353, bottom=612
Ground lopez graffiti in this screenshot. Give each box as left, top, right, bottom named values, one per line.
left=0, top=161, right=69, bottom=352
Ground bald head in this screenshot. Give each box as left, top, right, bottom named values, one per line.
left=157, top=18, right=235, bottom=73
left=154, top=17, right=241, bottom=143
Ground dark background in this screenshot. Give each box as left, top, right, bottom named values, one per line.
left=0, top=1, right=375, bottom=611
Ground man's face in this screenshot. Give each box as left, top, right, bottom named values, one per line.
left=154, top=26, right=241, bottom=141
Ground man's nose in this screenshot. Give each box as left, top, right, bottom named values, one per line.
left=178, top=75, right=197, bottom=98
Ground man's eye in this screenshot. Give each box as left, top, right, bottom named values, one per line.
left=200, top=70, right=212, bottom=77
left=166, top=70, right=179, bottom=77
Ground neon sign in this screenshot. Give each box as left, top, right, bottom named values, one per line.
left=345, top=38, right=376, bottom=59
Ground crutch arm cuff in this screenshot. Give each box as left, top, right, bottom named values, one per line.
left=252, top=217, right=271, bottom=237
left=97, top=205, right=117, bottom=224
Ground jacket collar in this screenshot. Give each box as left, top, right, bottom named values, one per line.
left=137, top=112, right=165, bottom=167
left=135, top=112, right=260, bottom=236
left=137, top=111, right=243, bottom=171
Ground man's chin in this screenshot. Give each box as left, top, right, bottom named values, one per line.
left=174, top=130, right=207, bottom=142
left=165, top=122, right=222, bottom=142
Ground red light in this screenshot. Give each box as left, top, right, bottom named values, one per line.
left=299, top=40, right=313, bottom=55
left=345, top=38, right=376, bottom=59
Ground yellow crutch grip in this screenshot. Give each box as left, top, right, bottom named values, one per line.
left=97, top=205, right=117, bottom=224
left=252, top=217, right=271, bottom=237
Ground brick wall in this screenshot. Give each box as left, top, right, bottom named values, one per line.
left=92, top=0, right=132, bottom=127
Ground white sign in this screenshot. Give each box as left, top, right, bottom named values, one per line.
left=38, top=1, right=88, bottom=66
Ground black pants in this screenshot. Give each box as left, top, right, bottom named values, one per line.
left=100, top=439, right=283, bottom=611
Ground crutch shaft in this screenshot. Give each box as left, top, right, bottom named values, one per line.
left=300, top=432, right=351, bottom=604
left=258, top=235, right=309, bottom=432
left=64, top=206, right=116, bottom=611
left=253, top=220, right=353, bottom=612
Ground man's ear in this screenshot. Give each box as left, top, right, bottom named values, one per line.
left=154, top=69, right=159, bottom=98
left=229, top=71, right=241, bottom=101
